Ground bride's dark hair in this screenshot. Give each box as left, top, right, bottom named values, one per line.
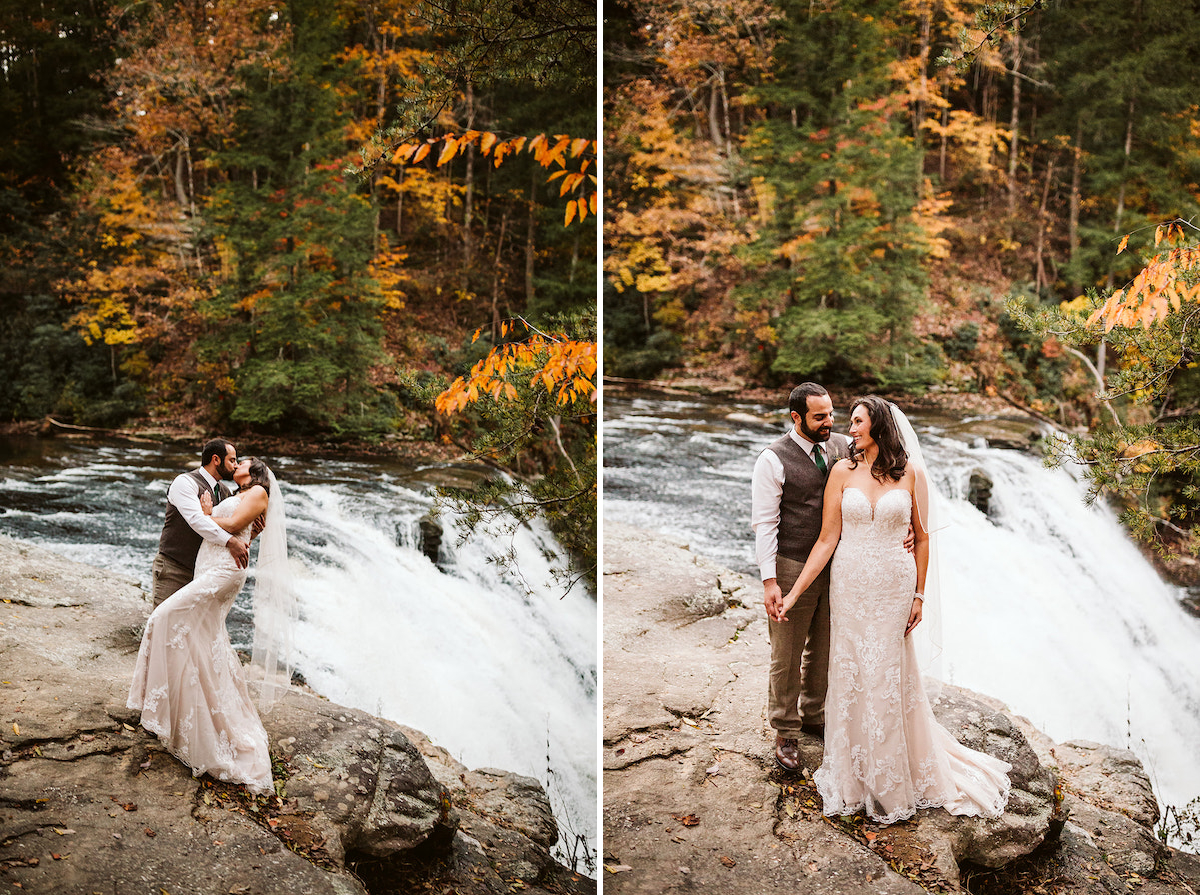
left=848, top=396, right=908, bottom=482
left=241, top=457, right=273, bottom=497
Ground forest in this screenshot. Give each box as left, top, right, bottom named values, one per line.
left=0, top=0, right=597, bottom=583
left=604, top=0, right=1200, bottom=564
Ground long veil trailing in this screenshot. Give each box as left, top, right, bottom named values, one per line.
left=889, top=403, right=947, bottom=692
left=248, top=468, right=297, bottom=708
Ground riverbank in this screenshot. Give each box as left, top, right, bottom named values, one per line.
left=0, top=417, right=461, bottom=465
left=602, top=522, right=1200, bottom=894
left=0, top=536, right=594, bottom=894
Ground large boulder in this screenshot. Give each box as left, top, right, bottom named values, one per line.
left=0, top=536, right=593, bottom=895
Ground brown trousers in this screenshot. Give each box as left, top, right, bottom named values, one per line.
left=151, top=552, right=194, bottom=607
left=767, top=554, right=830, bottom=737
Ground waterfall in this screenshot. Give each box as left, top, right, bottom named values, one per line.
left=923, top=430, right=1200, bottom=813
left=604, top=396, right=1200, bottom=819
left=0, top=441, right=597, bottom=867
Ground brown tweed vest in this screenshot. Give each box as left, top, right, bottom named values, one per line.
left=767, top=431, right=850, bottom=563
left=157, top=469, right=224, bottom=572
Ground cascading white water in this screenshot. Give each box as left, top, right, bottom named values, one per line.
left=0, top=442, right=597, bottom=869
left=604, top=396, right=1200, bottom=824
left=923, top=430, right=1200, bottom=814
left=285, top=479, right=597, bottom=862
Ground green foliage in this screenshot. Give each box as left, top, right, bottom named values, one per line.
left=1008, top=225, right=1200, bottom=556
left=743, top=1, right=933, bottom=390
left=0, top=294, right=144, bottom=425
left=421, top=311, right=597, bottom=595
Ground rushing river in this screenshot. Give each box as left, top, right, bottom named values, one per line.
left=604, top=391, right=1200, bottom=824
left=0, top=435, right=597, bottom=869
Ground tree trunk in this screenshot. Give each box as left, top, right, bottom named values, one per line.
left=463, top=81, right=476, bottom=289
left=525, top=165, right=536, bottom=304
left=1035, top=158, right=1055, bottom=293
left=1068, top=118, right=1083, bottom=295
left=491, top=210, right=509, bottom=341
left=1006, top=27, right=1022, bottom=223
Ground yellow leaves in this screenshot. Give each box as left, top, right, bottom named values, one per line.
left=435, top=321, right=597, bottom=416
left=1089, top=223, right=1200, bottom=332
left=389, top=131, right=597, bottom=224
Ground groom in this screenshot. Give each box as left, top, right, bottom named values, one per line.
left=751, top=383, right=850, bottom=772
left=150, top=437, right=249, bottom=607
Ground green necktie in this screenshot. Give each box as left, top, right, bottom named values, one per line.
left=212, top=483, right=222, bottom=505
left=812, top=443, right=828, bottom=475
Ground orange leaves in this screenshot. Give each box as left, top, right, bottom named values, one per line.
left=1088, top=222, right=1200, bottom=332
left=435, top=322, right=598, bottom=416
left=390, top=131, right=597, bottom=224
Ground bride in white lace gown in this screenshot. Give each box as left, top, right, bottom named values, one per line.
left=776, top=396, right=1010, bottom=823
left=128, top=457, right=287, bottom=794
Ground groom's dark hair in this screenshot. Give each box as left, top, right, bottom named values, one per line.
left=201, top=438, right=232, bottom=467
left=788, top=382, right=829, bottom=417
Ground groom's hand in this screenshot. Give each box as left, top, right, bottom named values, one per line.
left=763, top=578, right=782, bottom=622
left=226, top=537, right=250, bottom=569
left=903, top=523, right=915, bottom=553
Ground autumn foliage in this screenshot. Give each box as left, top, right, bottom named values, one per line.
left=435, top=320, right=598, bottom=414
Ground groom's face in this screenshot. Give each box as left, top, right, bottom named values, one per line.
left=217, top=444, right=239, bottom=481
left=793, top=395, right=834, bottom=443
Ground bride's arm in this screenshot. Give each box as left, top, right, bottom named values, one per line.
left=906, top=466, right=931, bottom=635
left=776, top=461, right=849, bottom=621
left=210, top=485, right=269, bottom=535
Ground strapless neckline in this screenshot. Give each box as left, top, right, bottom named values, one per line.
left=844, top=486, right=911, bottom=519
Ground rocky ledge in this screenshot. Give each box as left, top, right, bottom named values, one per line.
left=0, top=536, right=593, bottom=895
left=602, top=522, right=1200, bottom=894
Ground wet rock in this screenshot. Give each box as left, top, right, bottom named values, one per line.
left=967, top=470, right=993, bottom=516
left=602, top=522, right=1196, bottom=895
left=0, top=536, right=593, bottom=895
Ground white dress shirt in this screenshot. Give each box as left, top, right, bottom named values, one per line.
left=167, top=467, right=232, bottom=547
left=750, top=428, right=825, bottom=582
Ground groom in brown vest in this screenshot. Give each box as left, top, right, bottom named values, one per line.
left=751, top=383, right=850, bottom=771
left=150, top=438, right=250, bottom=607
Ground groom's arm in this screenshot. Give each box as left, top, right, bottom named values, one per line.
left=168, top=474, right=232, bottom=547
left=751, top=451, right=784, bottom=616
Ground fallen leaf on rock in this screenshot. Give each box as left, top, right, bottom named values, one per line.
left=229, top=886, right=251, bottom=894
left=50, top=853, right=64, bottom=860
left=864, top=831, right=877, bottom=841
left=615, top=748, right=625, bottom=756
left=706, top=763, right=721, bottom=775
left=11, top=723, right=18, bottom=735
left=671, top=814, right=700, bottom=827
left=52, top=828, right=75, bottom=835
left=27, top=859, right=39, bottom=867
left=123, top=723, right=136, bottom=731
left=140, top=758, right=152, bottom=769
left=680, top=717, right=698, bottom=728
left=603, top=864, right=632, bottom=874
left=720, top=856, right=736, bottom=868
left=145, top=828, right=157, bottom=837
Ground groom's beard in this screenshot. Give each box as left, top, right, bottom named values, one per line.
left=800, top=418, right=832, bottom=443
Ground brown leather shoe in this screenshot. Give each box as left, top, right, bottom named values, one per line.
left=774, top=736, right=801, bottom=772
left=800, top=722, right=825, bottom=739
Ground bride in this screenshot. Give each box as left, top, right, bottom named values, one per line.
left=775, top=396, right=1010, bottom=824
left=127, top=456, right=294, bottom=794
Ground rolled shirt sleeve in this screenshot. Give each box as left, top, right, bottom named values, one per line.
left=750, top=448, right=785, bottom=581
left=168, top=473, right=231, bottom=546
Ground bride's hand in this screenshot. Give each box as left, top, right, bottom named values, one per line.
left=904, top=595, right=923, bottom=636
left=776, top=591, right=799, bottom=623
left=200, top=492, right=214, bottom=516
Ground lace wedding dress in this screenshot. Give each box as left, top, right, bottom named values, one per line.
left=815, top=487, right=1011, bottom=824
left=128, top=494, right=272, bottom=793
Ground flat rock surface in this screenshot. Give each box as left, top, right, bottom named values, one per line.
left=602, top=523, right=1198, bottom=894
left=0, top=536, right=593, bottom=894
